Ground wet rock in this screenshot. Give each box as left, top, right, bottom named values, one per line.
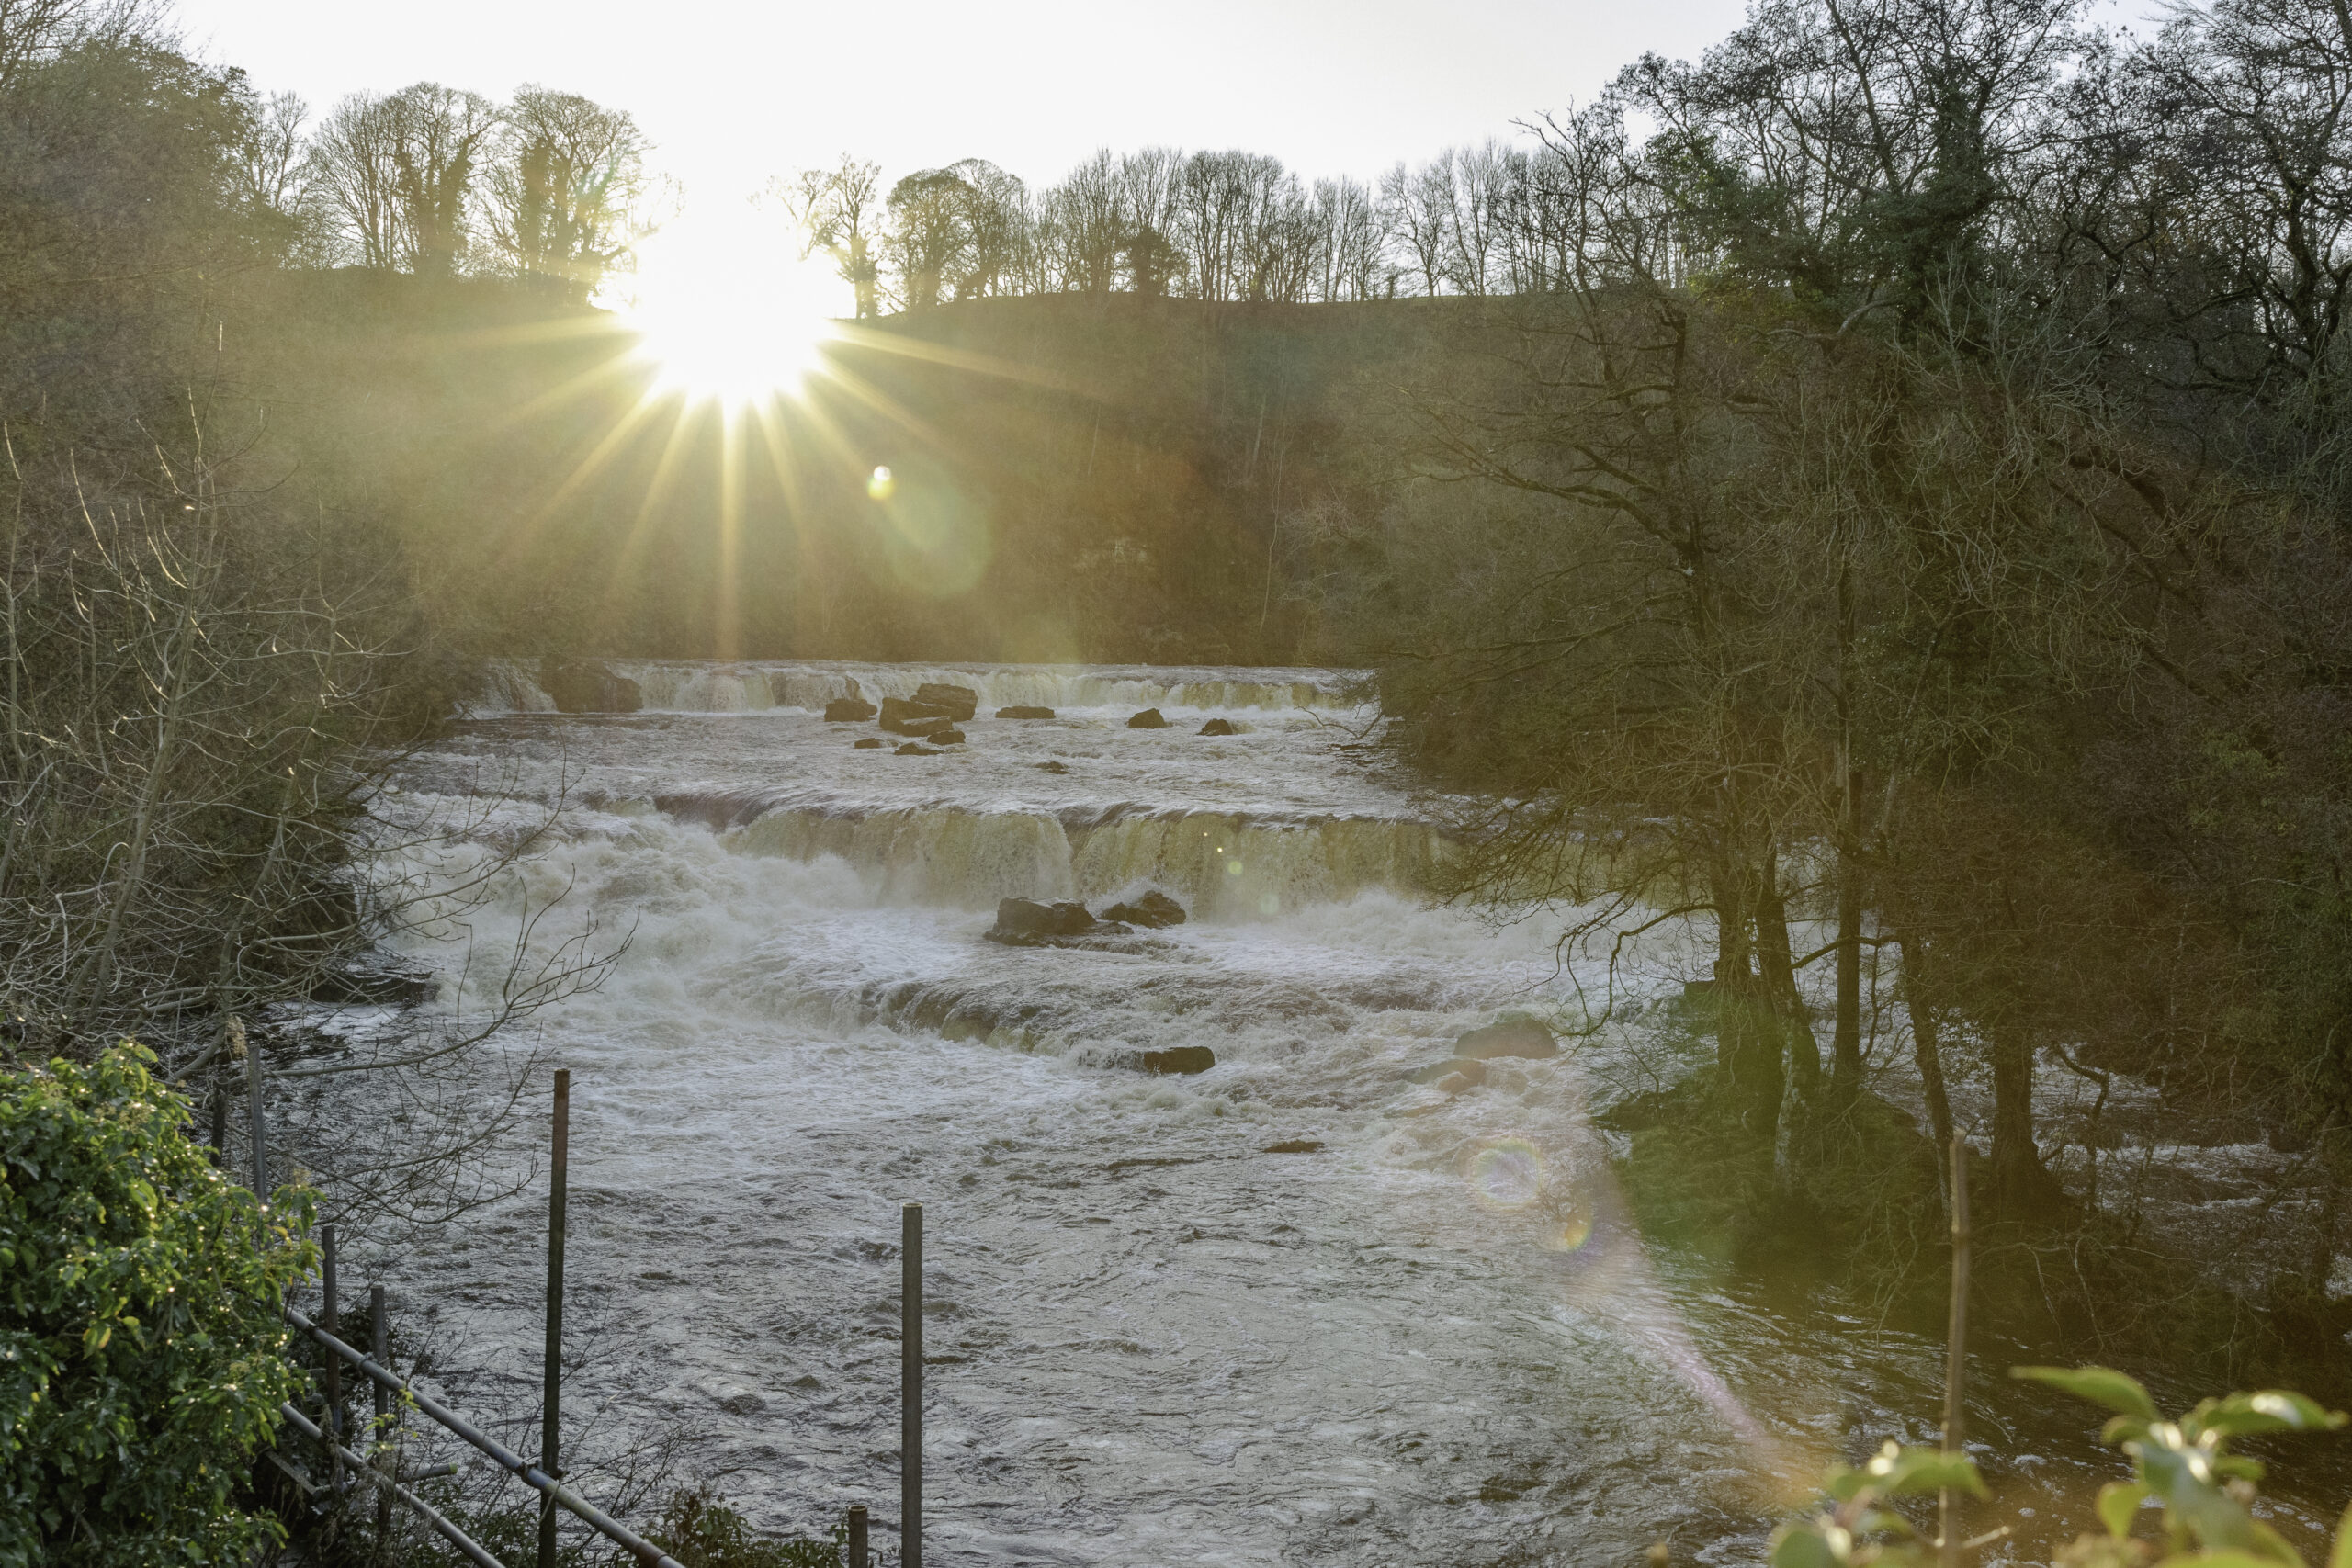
left=540, top=660, right=643, bottom=714
left=894, top=742, right=942, bottom=756
left=1263, top=1138, right=1324, bottom=1155
left=1099, top=890, right=1186, bottom=928
left=880, top=696, right=954, bottom=734
left=788, top=1373, right=823, bottom=1391
left=1139, top=1046, right=1216, bottom=1075
left=1198, top=717, right=1238, bottom=736
left=986, top=897, right=1099, bottom=943
left=854, top=738, right=886, bottom=749
left=1406, top=1057, right=1487, bottom=1087
left=915, top=682, right=978, bottom=721
left=824, top=696, right=878, bottom=721
left=930, top=727, right=967, bottom=745
left=1125, top=707, right=1170, bottom=728
left=716, top=1393, right=767, bottom=1416
left=997, top=705, right=1056, bottom=719
left=1035, top=760, right=1069, bottom=773
left=1453, top=1015, right=1556, bottom=1060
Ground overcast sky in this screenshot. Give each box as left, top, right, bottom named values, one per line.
left=174, top=0, right=1768, bottom=211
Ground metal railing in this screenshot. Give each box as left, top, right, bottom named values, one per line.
left=283, top=1303, right=687, bottom=1568
left=257, top=1066, right=912, bottom=1568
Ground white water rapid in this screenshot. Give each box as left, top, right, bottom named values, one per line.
left=326, top=661, right=2214, bottom=1567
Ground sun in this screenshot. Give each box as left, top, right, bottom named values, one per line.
left=621, top=207, right=842, bottom=403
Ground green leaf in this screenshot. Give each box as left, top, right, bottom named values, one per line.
left=2156, top=1555, right=2303, bottom=1568
left=1770, top=1522, right=1847, bottom=1568
left=2190, top=1393, right=2347, bottom=1441
left=1859, top=1443, right=1988, bottom=1500
left=2327, top=1501, right=2352, bottom=1568
left=2014, top=1365, right=2162, bottom=1423
left=2102, top=1482, right=2154, bottom=1539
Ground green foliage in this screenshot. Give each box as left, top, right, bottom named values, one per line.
left=2013, top=1365, right=2346, bottom=1567
left=651, top=1485, right=845, bottom=1568
left=1772, top=1367, right=2352, bottom=1568
left=0, top=1042, right=316, bottom=1566
left=1770, top=1440, right=1987, bottom=1568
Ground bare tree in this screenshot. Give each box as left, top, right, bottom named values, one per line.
left=482, top=85, right=650, bottom=300
left=773, top=155, right=883, bottom=319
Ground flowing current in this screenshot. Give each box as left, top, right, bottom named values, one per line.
left=336, top=660, right=2303, bottom=1567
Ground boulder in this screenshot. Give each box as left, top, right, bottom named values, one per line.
left=880, top=696, right=954, bottom=734
left=1099, top=890, right=1186, bottom=928
left=854, top=738, right=886, bottom=749
left=915, top=682, right=979, bottom=721
left=986, top=897, right=1099, bottom=944
left=894, top=742, right=942, bottom=756
left=1126, top=707, right=1170, bottom=728
left=1198, top=717, right=1238, bottom=736
left=540, top=660, right=643, bottom=715
left=930, top=728, right=967, bottom=745
left=1453, top=1015, right=1557, bottom=1061
left=997, top=705, right=1056, bottom=719
left=1406, top=1057, right=1487, bottom=1086
left=824, top=696, right=878, bottom=722
left=1263, top=1138, right=1324, bottom=1155
left=1139, top=1046, right=1216, bottom=1076
left=1035, top=760, right=1070, bottom=774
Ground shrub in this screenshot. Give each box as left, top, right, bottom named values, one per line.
left=0, top=1042, right=314, bottom=1565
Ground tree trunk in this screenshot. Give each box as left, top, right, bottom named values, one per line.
left=1896, top=931, right=1953, bottom=1212
left=1988, top=1028, right=2052, bottom=1213
left=1713, top=850, right=1783, bottom=1143
left=1831, top=772, right=1865, bottom=1110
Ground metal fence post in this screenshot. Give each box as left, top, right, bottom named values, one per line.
left=322, top=1224, right=342, bottom=1491
left=902, top=1201, right=922, bottom=1568
left=372, top=1282, right=392, bottom=1551
left=848, top=1504, right=868, bottom=1568
left=539, top=1069, right=570, bottom=1568
left=243, top=1018, right=264, bottom=1201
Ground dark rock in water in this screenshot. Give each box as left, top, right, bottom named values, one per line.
left=915, top=682, right=978, bottom=720
left=541, top=660, right=643, bottom=714
left=880, top=695, right=953, bottom=733
left=1406, top=1057, right=1487, bottom=1086
left=1264, top=1138, right=1324, bottom=1155
left=824, top=696, right=878, bottom=721
left=1198, top=717, right=1238, bottom=736
left=716, top=1393, right=767, bottom=1416
left=1099, top=890, right=1186, bottom=928
left=1125, top=707, right=1170, bottom=728
left=986, top=897, right=1099, bottom=943
left=930, top=727, right=967, bottom=745
left=854, top=738, right=886, bottom=749
left=997, top=705, right=1056, bottom=719
left=894, top=742, right=942, bottom=756
left=1453, top=1015, right=1557, bottom=1060
left=311, top=955, right=435, bottom=1008
left=1139, top=1046, right=1215, bottom=1075
left=1035, top=760, right=1069, bottom=773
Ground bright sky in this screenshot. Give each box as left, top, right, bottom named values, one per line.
left=175, top=0, right=1764, bottom=214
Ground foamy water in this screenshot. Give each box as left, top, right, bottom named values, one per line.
left=306, top=663, right=2265, bottom=1566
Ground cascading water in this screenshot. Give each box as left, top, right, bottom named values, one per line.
left=327, top=662, right=2327, bottom=1567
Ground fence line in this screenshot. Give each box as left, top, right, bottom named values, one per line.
left=253, top=1064, right=911, bottom=1568
left=285, top=1304, right=690, bottom=1568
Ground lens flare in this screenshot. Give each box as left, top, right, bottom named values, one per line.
left=867, top=466, right=896, bottom=501
left=1545, top=1207, right=1595, bottom=1251
left=1465, top=1137, right=1544, bottom=1212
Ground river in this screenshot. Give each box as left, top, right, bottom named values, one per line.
left=327, top=660, right=2340, bottom=1567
